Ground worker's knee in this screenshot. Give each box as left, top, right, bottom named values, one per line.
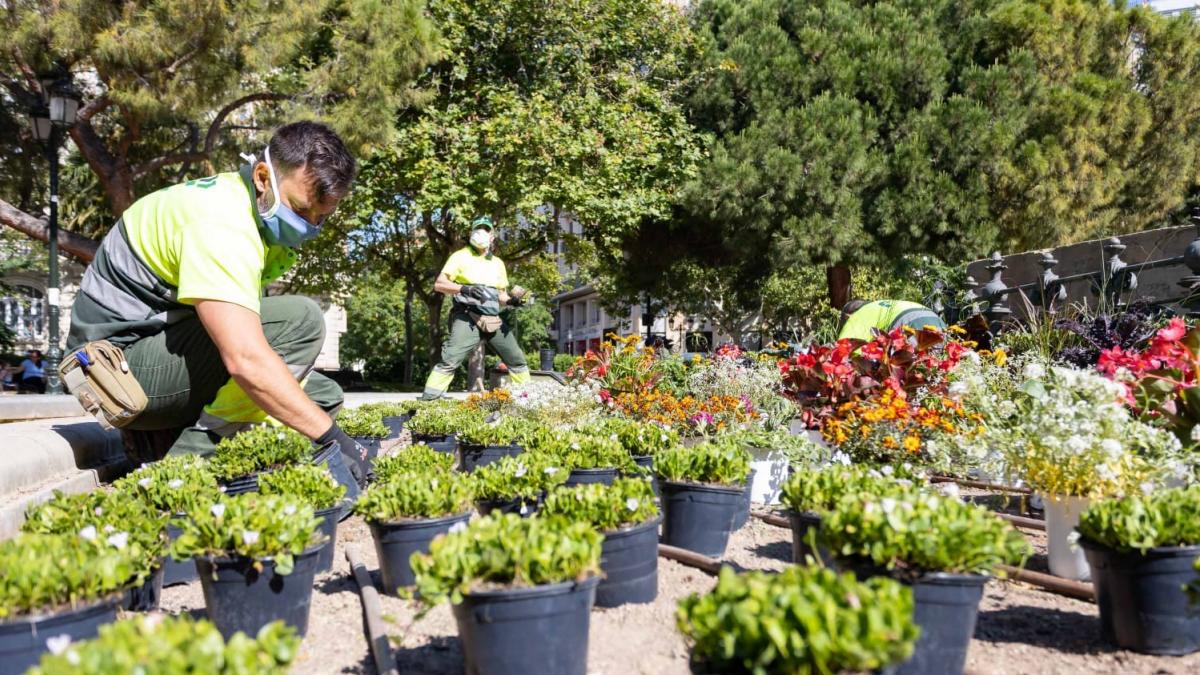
left=260, top=295, right=326, bottom=361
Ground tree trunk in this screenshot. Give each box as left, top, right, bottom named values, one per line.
left=827, top=265, right=852, bottom=311
left=467, top=344, right=486, bottom=392
left=403, top=283, right=415, bottom=385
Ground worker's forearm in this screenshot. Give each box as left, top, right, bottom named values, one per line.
left=226, top=350, right=332, bottom=439
left=434, top=279, right=462, bottom=296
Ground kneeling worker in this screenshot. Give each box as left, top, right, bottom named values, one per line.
left=422, top=217, right=531, bottom=399
left=837, top=299, right=946, bottom=341
left=65, top=121, right=369, bottom=492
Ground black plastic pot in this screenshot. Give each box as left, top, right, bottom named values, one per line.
left=731, top=469, right=757, bottom=530
left=163, top=518, right=198, bottom=587
left=597, top=516, right=661, bottom=608
left=1081, top=539, right=1200, bottom=655
left=413, top=432, right=457, bottom=455
left=219, top=473, right=259, bottom=496
left=539, top=348, right=556, bottom=372
left=452, top=576, right=600, bottom=675
left=351, top=436, right=383, bottom=462
left=370, top=511, right=472, bottom=595
left=893, top=573, right=987, bottom=675
left=383, top=414, right=409, bottom=439
left=314, top=501, right=347, bottom=574
left=659, top=480, right=743, bottom=558
left=459, top=443, right=523, bottom=472
left=564, top=467, right=618, bottom=487
left=124, top=564, right=165, bottom=611
left=195, top=546, right=322, bottom=639
left=787, top=510, right=834, bottom=565
left=313, top=442, right=361, bottom=505
left=476, top=495, right=540, bottom=518
left=633, top=455, right=658, bottom=498
left=0, top=595, right=122, bottom=674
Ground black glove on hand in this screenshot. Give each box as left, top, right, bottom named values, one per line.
left=316, top=422, right=369, bottom=488
left=460, top=284, right=487, bottom=301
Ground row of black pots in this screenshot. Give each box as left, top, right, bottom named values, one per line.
left=0, top=594, right=124, bottom=674
left=413, top=432, right=458, bottom=455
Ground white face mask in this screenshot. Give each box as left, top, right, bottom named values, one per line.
left=470, top=229, right=492, bottom=251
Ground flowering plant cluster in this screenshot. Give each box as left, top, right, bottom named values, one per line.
left=354, top=470, right=475, bottom=522
left=566, top=334, right=661, bottom=394
left=584, top=417, right=679, bottom=457
left=112, top=455, right=221, bottom=516
left=170, top=494, right=323, bottom=575
left=372, top=444, right=456, bottom=483
left=686, top=354, right=795, bottom=430
left=506, top=381, right=604, bottom=429
left=653, top=441, right=751, bottom=486
left=257, top=464, right=346, bottom=511
left=1097, top=317, right=1200, bottom=444
left=208, top=425, right=311, bottom=481
left=464, top=388, right=514, bottom=413
left=780, top=464, right=923, bottom=516
left=609, top=389, right=758, bottom=433
left=539, top=478, right=659, bottom=531
left=470, top=454, right=568, bottom=501
left=779, top=327, right=968, bottom=429
left=1077, top=485, right=1200, bottom=552
left=0, top=533, right=140, bottom=619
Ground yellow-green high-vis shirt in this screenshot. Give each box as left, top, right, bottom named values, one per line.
left=440, top=246, right=509, bottom=289
left=122, top=167, right=297, bottom=313
left=838, top=300, right=945, bottom=341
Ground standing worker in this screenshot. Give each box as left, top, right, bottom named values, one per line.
left=64, top=121, right=368, bottom=493
left=837, top=299, right=945, bottom=341
left=421, top=216, right=531, bottom=400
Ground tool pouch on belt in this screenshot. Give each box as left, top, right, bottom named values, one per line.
left=473, top=312, right=503, bottom=333
left=57, top=340, right=147, bottom=430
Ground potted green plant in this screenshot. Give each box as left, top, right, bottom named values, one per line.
left=112, top=455, right=222, bottom=586
left=471, top=454, right=568, bottom=516
left=726, top=428, right=825, bottom=504
left=819, top=491, right=1030, bottom=675
left=530, top=431, right=639, bottom=487
left=372, top=443, right=457, bottom=484
left=586, top=418, right=678, bottom=496
left=653, top=442, right=751, bottom=557
left=0, top=533, right=138, bottom=673
left=21, top=490, right=167, bottom=612
left=353, top=401, right=417, bottom=439
left=407, top=404, right=477, bottom=454
left=540, top=478, right=661, bottom=607
left=208, top=425, right=312, bottom=495
left=258, top=464, right=348, bottom=574
left=28, top=615, right=300, bottom=674
left=457, top=416, right=530, bottom=472
left=780, top=463, right=920, bottom=564
left=336, top=407, right=391, bottom=461
left=170, top=494, right=325, bottom=639
left=410, top=514, right=602, bottom=675
left=677, top=565, right=919, bottom=674
left=353, top=469, right=475, bottom=595
left=1077, top=485, right=1200, bottom=654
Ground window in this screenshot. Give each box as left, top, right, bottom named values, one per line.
left=1, top=285, right=46, bottom=341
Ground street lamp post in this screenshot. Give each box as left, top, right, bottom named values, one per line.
left=29, top=75, right=80, bottom=395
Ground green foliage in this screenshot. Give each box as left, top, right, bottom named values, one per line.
left=353, top=471, right=475, bottom=522
left=527, top=431, right=637, bottom=472
left=653, top=442, right=751, bottom=486
left=722, top=429, right=827, bottom=467
left=337, top=407, right=391, bottom=438
left=585, top=418, right=680, bottom=457
left=257, top=464, right=346, bottom=511
left=208, top=426, right=311, bottom=481
left=407, top=405, right=479, bottom=437
left=539, top=478, right=659, bottom=532
left=112, top=455, right=221, bottom=516
left=30, top=615, right=300, bottom=675
left=410, top=513, right=602, bottom=606
left=677, top=566, right=918, bottom=675
left=457, top=417, right=532, bottom=447
left=780, top=464, right=921, bottom=515
left=337, top=275, right=435, bottom=384
left=470, top=454, right=568, bottom=501
left=553, top=354, right=577, bottom=373
left=372, top=444, right=457, bottom=483
left=1078, top=486, right=1200, bottom=553
left=169, top=495, right=323, bottom=576
left=0, top=533, right=139, bottom=619
left=22, top=490, right=167, bottom=582
left=819, top=492, right=1031, bottom=578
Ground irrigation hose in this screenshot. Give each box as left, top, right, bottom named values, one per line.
left=346, top=545, right=399, bottom=675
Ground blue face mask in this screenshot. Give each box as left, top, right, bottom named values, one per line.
left=255, top=146, right=323, bottom=248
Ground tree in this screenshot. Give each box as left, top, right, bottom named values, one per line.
left=597, top=0, right=1200, bottom=334
left=0, top=0, right=438, bottom=259
left=293, top=0, right=703, bottom=368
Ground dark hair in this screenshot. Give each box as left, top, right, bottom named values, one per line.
left=267, top=121, right=358, bottom=201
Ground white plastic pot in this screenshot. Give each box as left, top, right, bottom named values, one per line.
left=747, top=447, right=790, bottom=505
left=1042, top=494, right=1091, bottom=581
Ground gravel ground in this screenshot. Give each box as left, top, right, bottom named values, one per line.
left=158, top=507, right=1200, bottom=675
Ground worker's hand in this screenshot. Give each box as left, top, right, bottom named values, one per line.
left=498, top=290, right=511, bottom=306
left=460, top=284, right=488, bottom=301
left=315, top=422, right=369, bottom=488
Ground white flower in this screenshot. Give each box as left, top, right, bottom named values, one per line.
left=544, top=467, right=560, bottom=475
left=880, top=465, right=894, bottom=476
left=1100, top=439, right=1122, bottom=458
left=430, top=479, right=439, bottom=490
left=138, top=477, right=153, bottom=488
left=1064, top=436, right=1088, bottom=455
left=880, top=498, right=897, bottom=514
left=1022, top=362, right=1046, bottom=380
left=210, top=503, right=226, bottom=519
left=1140, top=481, right=1156, bottom=495
left=939, top=482, right=962, bottom=500
left=78, top=525, right=97, bottom=541
left=241, top=530, right=260, bottom=546
left=1096, top=463, right=1118, bottom=483
left=103, top=524, right=115, bottom=534
left=284, top=504, right=297, bottom=516
left=106, top=532, right=129, bottom=550
left=948, top=381, right=968, bottom=395
left=66, top=650, right=81, bottom=666
left=167, top=478, right=184, bottom=489
left=831, top=451, right=851, bottom=466
left=93, top=507, right=104, bottom=516
left=1191, top=425, right=1200, bottom=443
left=625, top=497, right=639, bottom=512
left=514, top=464, right=528, bottom=478
left=448, top=520, right=468, bottom=534
left=277, top=432, right=286, bottom=440
left=45, top=634, right=72, bottom=655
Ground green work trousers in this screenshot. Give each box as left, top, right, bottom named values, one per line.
left=423, top=310, right=529, bottom=398
left=119, top=295, right=342, bottom=462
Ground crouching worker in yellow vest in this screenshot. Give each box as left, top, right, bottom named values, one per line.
left=66, top=121, right=368, bottom=497
left=421, top=217, right=532, bottom=400
left=837, top=299, right=946, bottom=341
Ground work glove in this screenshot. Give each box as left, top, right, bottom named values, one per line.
left=460, top=284, right=489, bottom=301
left=315, top=422, right=370, bottom=491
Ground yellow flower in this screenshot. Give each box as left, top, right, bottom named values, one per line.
left=993, top=349, right=1007, bottom=366
left=903, top=435, right=921, bottom=453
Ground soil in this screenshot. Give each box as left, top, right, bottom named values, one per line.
left=157, top=505, right=1200, bottom=675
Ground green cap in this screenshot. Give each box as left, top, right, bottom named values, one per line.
left=470, top=216, right=494, bottom=231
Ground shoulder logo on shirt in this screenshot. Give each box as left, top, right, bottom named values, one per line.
left=185, top=176, right=219, bottom=189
